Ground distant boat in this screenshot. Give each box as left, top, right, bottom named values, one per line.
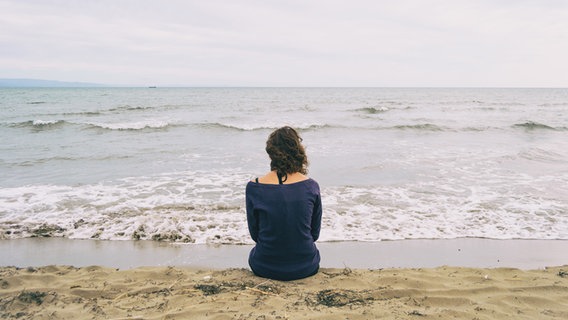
left=148, top=86, right=157, bottom=88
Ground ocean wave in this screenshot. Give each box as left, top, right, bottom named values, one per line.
left=15, top=156, right=77, bottom=167
left=198, top=122, right=273, bottom=131
left=62, top=111, right=101, bottom=116
left=355, top=106, right=390, bottom=114
left=197, top=122, right=510, bottom=133
left=10, top=119, right=561, bottom=134
left=512, top=121, right=566, bottom=131
left=10, top=119, right=68, bottom=130
left=17, top=105, right=160, bottom=119
left=391, top=124, right=445, bottom=131
left=517, top=147, right=567, bottom=163
left=107, top=105, right=154, bottom=112
left=6, top=119, right=179, bottom=131
left=1, top=170, right=567, bottom=244
left=32, top=119, right=65, bottom=126
left=462, top=126, right=494, bottom=132
left=86, top=120, right=176, bottom=131
left=198, top=122, right=334, bottom=132
left=539, top=102, right=568, bottom=107
left=9, top=155, right=133, bottom=167
left=0, top=171, right=252, bottom=244
left=376, top=100, right=407, bottom=106
left=320, top=178, right=568, bottom=242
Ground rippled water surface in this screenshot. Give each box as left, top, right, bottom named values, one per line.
left=1, top=88, right=567, bottom=243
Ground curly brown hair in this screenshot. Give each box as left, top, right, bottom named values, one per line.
left=265, top=126, right=308, bottom=176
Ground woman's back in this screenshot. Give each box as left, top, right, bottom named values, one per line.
left=246, top=177, right=322, bottom=281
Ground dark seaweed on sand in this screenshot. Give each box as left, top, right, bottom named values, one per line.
left=316, top=289, right=371, bottom=307
left=194, top=284, right=221, bottom=295
left=194, top=280, right=272, bottom=296
left=17, top=291, right=47, bottom=305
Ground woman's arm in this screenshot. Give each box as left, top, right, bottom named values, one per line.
left=246, top=184, right=258, bottom=242
left=311, top=193, right=322, bottom=241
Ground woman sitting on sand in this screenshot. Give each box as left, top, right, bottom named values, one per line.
left=246, top=126, right=322, bottom=281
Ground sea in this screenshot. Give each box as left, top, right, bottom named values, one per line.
left=1, top=87, right=567, bottom=244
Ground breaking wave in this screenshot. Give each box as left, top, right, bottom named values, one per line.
left=11, top=120, right=68, bottom=130
left=8, top=119, right=178, bottom=131
left=392, top=124, right=445, bottom=131
left=1, top=169, right=567, bottom=244
left=198, top=122, right=334, bottom=132
left=356, top=106, right=390, bottom=114
left=86, top=120, right=175, bottom=131
left=512, top=121, right=566, bottom=131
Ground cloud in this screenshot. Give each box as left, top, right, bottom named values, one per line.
left=0, top=0, right=566, bottom=86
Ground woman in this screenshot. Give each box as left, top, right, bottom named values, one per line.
left=246, top=126, right=322, bottom=281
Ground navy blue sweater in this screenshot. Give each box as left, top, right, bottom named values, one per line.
left=246, top=178, right=322, bottom=281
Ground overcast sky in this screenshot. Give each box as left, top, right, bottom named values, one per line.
left=1, top=0, right=567, bottom=87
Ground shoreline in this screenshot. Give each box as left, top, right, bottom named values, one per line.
left=2, top=238, right=568, bottom=319
left=1, top=237, right=567, bottom=270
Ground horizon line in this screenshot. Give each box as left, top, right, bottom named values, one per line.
left=0, top=78, right=566, bottom=89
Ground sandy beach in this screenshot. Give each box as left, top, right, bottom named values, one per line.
left=2, top=238, right=568, bottom=319
left=1, top=264, right=567, bottom=319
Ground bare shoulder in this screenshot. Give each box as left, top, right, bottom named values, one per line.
left=257, top=171, right=279, bottom=184
left=285, top=172, right=308, bottom=184
left=253, top=171, right=312, bottom=185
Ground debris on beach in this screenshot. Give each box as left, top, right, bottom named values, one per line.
left=194, top=280, right=280, bottom=296
left=408, top=310, right=426, bottom=316
left=194, top=284, right=221, bottom=295
left=30, top=224, right=66, bottom=237
left=17, top=291, right=47, bottom=305
left=315, top=289, right=372, bottom=307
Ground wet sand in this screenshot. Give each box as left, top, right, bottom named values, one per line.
left=2, top=237, right=568, bottom=270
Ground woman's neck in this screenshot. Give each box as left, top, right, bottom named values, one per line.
left=257, top=171, right=308, bottom=184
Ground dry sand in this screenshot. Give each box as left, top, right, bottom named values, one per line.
left=2, top=265, right=568, bottom=319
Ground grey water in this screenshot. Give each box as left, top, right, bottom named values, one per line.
left=1, top=87, right=567, bottom=243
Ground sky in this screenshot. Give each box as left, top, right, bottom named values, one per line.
left=1, top=0, right=567, bottom=87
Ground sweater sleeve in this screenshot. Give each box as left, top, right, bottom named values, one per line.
left=246, top=183, right=258, bottom=242
left=311, top=192, right=322, bottom=241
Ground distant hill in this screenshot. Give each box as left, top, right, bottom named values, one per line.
left=0, top=78, right=107, bottom=87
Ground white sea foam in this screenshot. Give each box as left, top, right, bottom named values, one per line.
left=1, top=168, right=567, bottom=243
left=32, top=119, right=63, bottom=126
left=0, top=171, right=251, bottom=244
left=319, top=179, right=568, bottom=242
left=87, top=120, right=173, bottom=130
left=207, top=121, right=329, bottom=131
